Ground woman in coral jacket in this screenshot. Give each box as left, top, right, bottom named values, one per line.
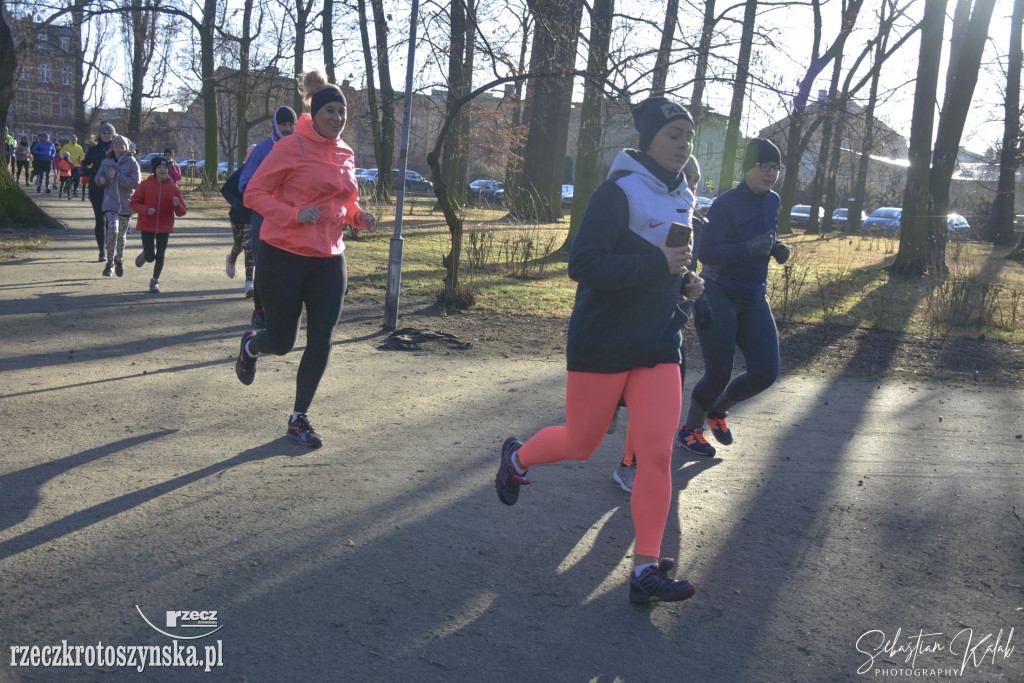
left=130, top=157, right=187, bottom=293
left=236, top=67, right=376, bottom=449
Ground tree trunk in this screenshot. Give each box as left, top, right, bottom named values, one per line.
left=357, top=0, right=383, bottom=181
left=925, top=0, right=996, bottom=274
left=200, top=0, right=219, bottom=186
left=563, top=0, right=614, bottom=251
left=234, top=0, right=255, bottom=167
left=510, top=0, right=582, bottom=221
left=370, top=0, right=395, bottom=201
left=322, top=0, right=335, bottom=84
left=991, top=0, right=1024, bottom=245
left=717, top=0, right=757, bottom=195
left=650, top=0, right=679, bottom=97
left=689, top=0, right=716, bottom=123
left=893, top=0, right=946, bottom=276
left=441, top=0, right=467, bottom=213
left=805, top=54, right=844, bottom=235
left=293, top=0, right=315, bottom=114
left=503, top=8, right=531, bottom=190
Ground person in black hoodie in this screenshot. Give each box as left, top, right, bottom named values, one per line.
left=82, top=122, right=117, bottom=262
left=220, top=146, right=255, bottom=297
left=493, top=97, right=703, bottom=605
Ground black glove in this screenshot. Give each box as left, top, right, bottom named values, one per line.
left=746, top=232, right=774, bottom=257
left=694, top=294, right=713, bottom=329
left=771, top=241, right=790, bottom=264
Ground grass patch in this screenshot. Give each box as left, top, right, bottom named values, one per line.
left=10, top=178, right=1024, bottom=343
left=0, top=226, right=52, bottom=258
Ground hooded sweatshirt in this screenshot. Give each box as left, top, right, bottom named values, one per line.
left=130, top=173, right=187, bottom=234
left=238, top=106, right=292, bottom=193
left=564, top=149, right=695, bottom=373
left=97, top=153, right=142, bottom=215
left=243, top=113, right=366, bottom=258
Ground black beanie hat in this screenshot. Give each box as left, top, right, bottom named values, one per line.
left=275, top=106, right=297, bottom=125
left=632, top=97, right=694, bottom=152
left=310, top=86, right=346, bottom=117
left=743, top=138, right=782, bottom=172
left=151, top=156, right=169, bottom=170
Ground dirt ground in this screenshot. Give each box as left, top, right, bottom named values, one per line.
left=1, top=194, right=1022, bottom=682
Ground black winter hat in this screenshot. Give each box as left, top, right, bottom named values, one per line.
left=275, top=107, right=297, bottom=125
left=631, top=97, right=694, bottom=152
left=743, top=138, right=782, bottom=172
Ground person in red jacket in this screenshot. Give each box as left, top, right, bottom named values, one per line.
left=236, top=67, right=375, bottom=449
left=130, top=157, right=187, bottom=293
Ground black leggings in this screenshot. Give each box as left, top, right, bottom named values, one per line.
left=249, top=241, right=347, bottom=414
left=140, top=232, right=170, bottom=280
left=688, top=280, right=780, bottom=421
left=15, top=160, right=29, bottom=184
left=89, top=184, right=105, bottom=253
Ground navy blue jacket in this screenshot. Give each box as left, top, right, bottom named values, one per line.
left=699, top=181, right=780, bottom=301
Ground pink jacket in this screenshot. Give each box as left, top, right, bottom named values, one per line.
left=244, top=113, right=366, bottom=257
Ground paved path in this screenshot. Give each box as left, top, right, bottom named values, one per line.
left=1, top=192, right=1022, bottom=682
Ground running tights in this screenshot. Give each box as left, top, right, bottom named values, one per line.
left=248, top=241, right=346, bottom=414
left=139, top=232, right=170, bottom=280
left=516, top=363, right=681, bottom=558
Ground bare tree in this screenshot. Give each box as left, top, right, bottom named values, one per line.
left=509, top=0, right=583, bottom=220
left=650, top=0, right=678, bottom=97
left=716, top=0, right=757, bottom=194
left=894, top=0, right=996, bottom=275
left=565, top=0, right=614, bottom=250
left=992, top=0, right=1024, bottom=248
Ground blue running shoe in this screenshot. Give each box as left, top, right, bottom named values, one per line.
left=613, top=463, right=635, bottom=493
left=675, top=425, right=716, bottom=457
left=495, top=437, right=530, bottom=506
left=287, top=413, right=323, bottom=449
left=629, top=561, right=695, bottom=604
left=707, top=411, right=733, bottom=445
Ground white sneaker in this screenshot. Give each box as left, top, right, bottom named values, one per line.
left=225, top=253, right=236, bottom=279
left=244, top=280, right=254, bottom=297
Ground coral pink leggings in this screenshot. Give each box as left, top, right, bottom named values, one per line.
left=516, top=363, right=681, bottom=558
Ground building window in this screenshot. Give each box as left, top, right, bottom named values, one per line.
left=705, top=142, right=712, bottom=156
left=60, top=36, right=70, bottom=52
left=53, top=97, right=62, bottom=117
left=36, top=31, right=48, bottom=43
left=29, top=99, right=39, bottom=115
left=61, top=66, right=71, bottom=85
left=40, top=63, right=52, bottom=82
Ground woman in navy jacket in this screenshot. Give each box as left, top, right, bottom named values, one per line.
left=677, top=138, right=791, bottom=456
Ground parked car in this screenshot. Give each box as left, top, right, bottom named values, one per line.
left=695, top=196, right=714, bottom=214
left=862, top=207, right=902, bottom=237
left=947, top=213, right=971, bottom=240
left=138, top=152, right=164, bottom=173
left=360, top=168, right=433, bottom=194
left=561, top=184, right=573, bottom=207
left=188, top=159, right=230, bottom=179
left=469, top=179, right=504, bottom=204
left=790, top=204, right=825, bottom=228
left=831, top=208, right=867, bottom=229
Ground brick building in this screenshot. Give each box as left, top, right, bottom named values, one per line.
left=6, top=21, right=77, bottom=145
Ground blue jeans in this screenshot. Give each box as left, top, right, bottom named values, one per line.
left=690, top=280, right=779, bottom=412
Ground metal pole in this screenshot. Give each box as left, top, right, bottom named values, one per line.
left=383, top=0, right=420, bottom=331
